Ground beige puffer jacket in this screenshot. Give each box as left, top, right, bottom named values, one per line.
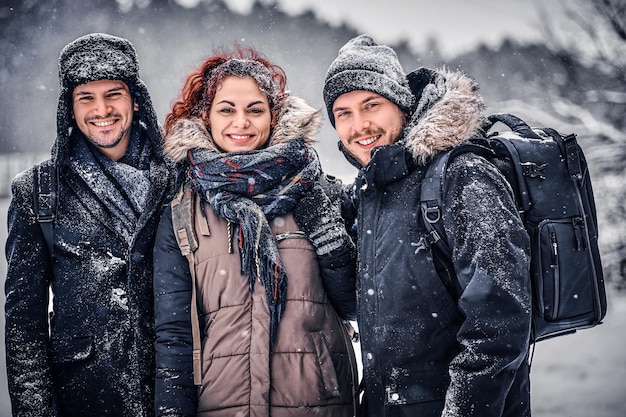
left=192, top=198, right=358, bottom=417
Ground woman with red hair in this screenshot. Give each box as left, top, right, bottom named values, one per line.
left=153, top=46, right=358, bottom=417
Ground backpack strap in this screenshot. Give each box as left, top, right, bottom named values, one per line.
left=419, top=142, right=491, bottom=298
left=543, top=128, right=583, bottom=184
left=170, top=181, right=203, bottom=386
left=419, top=142, right=489, bottom=254
left=486, top=113, right=542, bottom=140
left=34, top=162, right=57, bottom=256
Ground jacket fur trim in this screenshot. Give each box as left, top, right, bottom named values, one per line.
left=403, top=68, right=486, bottom=164
left=163, top=95, right=322, bottom=163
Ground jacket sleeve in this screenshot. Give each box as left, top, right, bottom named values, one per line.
left=440, top=154, right=532, bottom=417
left=316, top=239, right=357, bottom=321
left=153, top=205, right=197, bottom=417
left=316, top=178, right=357, bottom=321
left=4, top=167, right=56, bottom=417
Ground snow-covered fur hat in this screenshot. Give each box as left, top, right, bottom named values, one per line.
left=54, top=33, right=162, bottom=162
left=323, top=34, right=415, bottom=126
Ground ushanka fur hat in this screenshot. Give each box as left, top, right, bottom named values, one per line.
left=54, top=33, right=162, bottom=162
left=323, top=34, right=415, bottom=127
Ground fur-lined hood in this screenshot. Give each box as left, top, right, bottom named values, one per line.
left=402, top=67, right=486, bottom=164
left=164, top=94, right=321, bottom=163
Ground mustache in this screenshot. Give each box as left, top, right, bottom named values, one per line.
left=348, top=128, right=384, bottom=143
left=86, top=114, right=121, bottom=122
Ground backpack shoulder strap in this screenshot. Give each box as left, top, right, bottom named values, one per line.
left=419, top=150, right=453, bottom=258
left=170, top=181, right=203, bottom=386
left=171, top=181, right=200, bottom=256
left=419, top=143, right=489, bottom=256
left=34, top=162, right=57, bottom=256
left=419, top=143, right=491, bottom=298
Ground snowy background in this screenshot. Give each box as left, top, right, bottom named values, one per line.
left=1, top=0, right=625, bottom=415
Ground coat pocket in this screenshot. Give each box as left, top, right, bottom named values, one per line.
left=312, top=331, right=341, bottom=399
left=50, top=335, right=94, bottom=364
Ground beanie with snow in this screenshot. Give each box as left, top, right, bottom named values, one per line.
left=323, top=34, right=415, bottom=127
left=54, top=33, right=162, bottom=163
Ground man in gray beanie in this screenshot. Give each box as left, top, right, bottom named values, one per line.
left=5, top=33, right=175, bottom=417
left=324, top=34, right=532, bottom=417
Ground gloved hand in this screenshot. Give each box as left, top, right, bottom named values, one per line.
left=293, top=179, right=352, bottom=257
left=294, top=176, right=357, bottom=320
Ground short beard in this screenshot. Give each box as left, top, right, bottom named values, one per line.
left=87, top=125, right=130, bottom=149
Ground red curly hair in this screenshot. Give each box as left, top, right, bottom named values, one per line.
left=164, top=46, right=287, bottom=134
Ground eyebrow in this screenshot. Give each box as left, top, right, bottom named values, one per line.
left=215, top=100, right=267, bottom=108
left=333, top=94, right=381, bottom=112
left=74, top=86, right=127, bottom=97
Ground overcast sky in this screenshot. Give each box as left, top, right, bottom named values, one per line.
left=209, top=0, right=545, bottom=57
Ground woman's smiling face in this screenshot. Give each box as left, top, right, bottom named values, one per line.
left=208, top=76, right=272, bottom=153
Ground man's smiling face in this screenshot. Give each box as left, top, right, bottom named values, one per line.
left=332, top=90, right=405, bottom=166
left=72, top=79, right=137, bottom=160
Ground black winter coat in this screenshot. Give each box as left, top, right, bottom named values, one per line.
left=342, top=68, right=532, bottom=417
left=5, top=127, right=174, bottom=417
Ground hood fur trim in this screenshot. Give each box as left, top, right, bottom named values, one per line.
left=164, top=95, right=321, bottom=163
left=404, top=68, right=486, bottom=164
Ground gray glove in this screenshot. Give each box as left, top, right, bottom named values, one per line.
left=293, top=180, right=352, bottom=256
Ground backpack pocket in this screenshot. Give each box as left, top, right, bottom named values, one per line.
left=534, top=218, right=600, bottom=335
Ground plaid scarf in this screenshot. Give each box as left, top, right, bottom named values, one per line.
left=188, top=138, right=321, bottom=348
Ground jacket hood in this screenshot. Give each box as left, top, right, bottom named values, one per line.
left=164, top=95, right=322, bottom=163
left=402, top=67, right=486, bottom=164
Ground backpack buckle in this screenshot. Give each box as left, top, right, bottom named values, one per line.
left=521, top=162, right=546, bottom=179
left=424, top=206, right=441, bottom=223
left=411, top=230, right=441, bottom=254
left=36, top=193, right=54, bottom=223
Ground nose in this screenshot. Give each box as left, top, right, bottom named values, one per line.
left=233, top=114, right=250, bottom=129
left=93, top=97, right=112, bottom=116
left=353, top=112, right=371, bottom=133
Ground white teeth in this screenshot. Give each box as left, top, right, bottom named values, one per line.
left=230, top=135, right=251, bottom=140
left=358, top=135, right=379, bottom=146
left=93, top=120, right=115, bottom=127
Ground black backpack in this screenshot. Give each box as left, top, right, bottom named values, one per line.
left=420, top=113, right=606, bottom=342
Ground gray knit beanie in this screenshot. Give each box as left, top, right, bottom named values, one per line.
left=54, top=33, right=162, bottom=163
left=323, top=34, right=414, bottom=127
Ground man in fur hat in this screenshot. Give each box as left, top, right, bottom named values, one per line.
left=323, top=34, right=533, bottom=417
left=5, top=33, right=175, bottom=417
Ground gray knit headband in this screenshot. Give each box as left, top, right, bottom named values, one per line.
left=210, top=59, right=280, bottom=106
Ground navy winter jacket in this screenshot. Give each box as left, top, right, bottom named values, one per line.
left=342, top=68, right=532, bottom=417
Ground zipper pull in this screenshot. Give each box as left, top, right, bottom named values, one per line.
left=572, top=217, right=585, bottom=250
left=551, top=232, right=558, bottom=261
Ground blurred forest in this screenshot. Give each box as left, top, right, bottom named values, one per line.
left=0, top=0, right=625, bottom=415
